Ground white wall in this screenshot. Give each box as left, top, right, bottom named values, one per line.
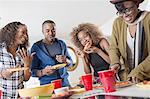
left=0, top=0, right=149, bottom=87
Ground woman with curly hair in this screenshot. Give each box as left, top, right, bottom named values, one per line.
left=71, top=23, right=110, bottom=82
left=0, top=22, right=34, bottom=98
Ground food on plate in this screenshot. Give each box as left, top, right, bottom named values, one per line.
left=142, top=80, right=150, bottom=84
left=51, top=63, right=67, bottom=70
left=136, top=80, right=150, bottom=88
left=93, top=81, right=132, bottom=89
left=115, top=81, right=133, bottom=88
left=116, top=81, right=130, bottom=87
left=7, top=67, right=29, bottom=72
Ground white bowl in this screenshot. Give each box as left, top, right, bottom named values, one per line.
left=54, top=87, right=69, bottom=95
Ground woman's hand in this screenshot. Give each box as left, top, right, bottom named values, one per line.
left=75, top=49, right=85, bottom=58
left=83, top=46, right=99, bottom=54
left=18, top=48, right=35, bottom=68
left=1, top=69, right=14, bottom=79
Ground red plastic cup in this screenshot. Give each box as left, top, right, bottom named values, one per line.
left=51, top=79, right=62, bottom=89
left=81, top=74, right=93, bottom=91
left=98, top=70, right=116, bottom=93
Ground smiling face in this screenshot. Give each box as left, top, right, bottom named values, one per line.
left=15, top=25, right=28, bottom=46
left=119, top=1, right=138, bottom=23
left=42, top=23, right=56, bottom=43
left=77, top=31, right=92, bottom=47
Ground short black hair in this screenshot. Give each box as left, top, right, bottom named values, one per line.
left=42, top=20, right=55, bottom=26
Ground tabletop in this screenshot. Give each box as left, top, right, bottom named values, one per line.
left=70, top=84, right=150, bottom=99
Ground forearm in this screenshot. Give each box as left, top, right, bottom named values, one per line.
left=24, top=69, right=31, bottom=81
left=109, top=47, right=121, bottom=65
left=82, top=57, right=91, bottom=74
left=0, top=69, right=13, bottom=79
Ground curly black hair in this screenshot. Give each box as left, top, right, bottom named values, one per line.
left=71, top=23, right=103, bottom=50
left=0, top=22, right=29, bottom=48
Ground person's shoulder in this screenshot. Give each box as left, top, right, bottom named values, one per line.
left=113, top=16, right=124, bottom=25
left=145, top=11, right=150, bottom=16
left=99, top=37, right=109, bottom=47
left=144, top=11, right=150, bottom=20
left=31, top=40, right=43, bottom=49
left=34, top=40, right=43, bottom=45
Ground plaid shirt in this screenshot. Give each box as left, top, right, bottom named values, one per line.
left=0, top=43, right=24, bottom=99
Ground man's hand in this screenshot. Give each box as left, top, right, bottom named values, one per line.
left=42, top=66, right=55, bottom=75
left=130, top=76, right=140, bottom=83
left=56, top=55, right=67, bottom=63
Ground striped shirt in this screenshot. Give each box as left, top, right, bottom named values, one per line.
left=0, top=43, right=24, bottom=99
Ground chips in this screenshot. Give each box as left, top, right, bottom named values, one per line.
left=51, top=63, right=67, bottom=70
left=7, top=67, right=29, bottom=72
left=136, top=81, right=150, bottom=88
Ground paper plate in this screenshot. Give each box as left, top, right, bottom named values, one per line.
left=136, top=81, right=150, bottom=88
left=51, top=63, right=66, bottom=70
left=7, top=67, right=29, bottom=72
left=18, top=83, right=54, bottom=97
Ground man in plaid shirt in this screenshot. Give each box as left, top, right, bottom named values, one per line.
left=0, top=22, right=34, bottom=99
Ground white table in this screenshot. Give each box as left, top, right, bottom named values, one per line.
left=70, top=84, right=150, bottom=98
left=102, top=85, right=150, bottom=98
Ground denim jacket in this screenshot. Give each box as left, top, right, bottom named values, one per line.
left=30, top=39, right=72, bottom=86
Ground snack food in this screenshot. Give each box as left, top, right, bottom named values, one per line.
left=93, top=81, right=133, bottom=89
left=7, top=67, right=29, bottom=72
left=115, top=81, right=133, bottom=88
left=51, top=63, right=66, bottom=70
left=136, top=80, right=150, bottom=88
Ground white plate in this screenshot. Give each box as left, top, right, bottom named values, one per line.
left=7, top=67, right=29, bottom=72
